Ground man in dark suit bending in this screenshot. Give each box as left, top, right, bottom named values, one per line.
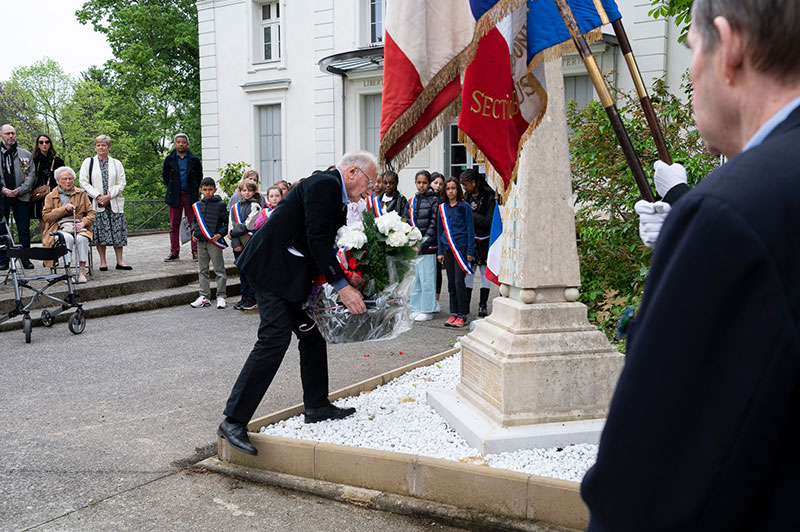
left=582, top=1, right=800, bottom=530
left=218, top=151, right=377, bottom=456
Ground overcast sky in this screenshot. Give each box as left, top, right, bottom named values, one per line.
left=0, top=0, right=113, bottom=81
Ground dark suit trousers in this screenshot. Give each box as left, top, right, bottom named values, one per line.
left=223, top=289, right=329, bottom=424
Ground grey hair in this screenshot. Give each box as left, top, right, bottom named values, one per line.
left=94, top=135, right=112, bottom=146
left=337, top=151, right=378, bottom=173
left=692, top=0, right=800, bottom=81
left=174, top=133, right=189, bottom=143
left=54, top=166, right=76, bottom=180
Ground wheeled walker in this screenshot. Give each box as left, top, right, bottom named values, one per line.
left=0, top=222, right=86, bottom=343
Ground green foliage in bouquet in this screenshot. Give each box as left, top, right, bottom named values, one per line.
left=354, top=211, right=417, bottom=295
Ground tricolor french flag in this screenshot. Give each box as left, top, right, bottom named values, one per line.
left=379, top=1, right=478, bottom=168
left=485, top=203, right=503, bottom=286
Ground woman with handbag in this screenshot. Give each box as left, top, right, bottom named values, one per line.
left=29, top=134, right=64, bottom=223
left=42, top=166, right=95, bottom=283
left=78, top=135, right=131, bottom=271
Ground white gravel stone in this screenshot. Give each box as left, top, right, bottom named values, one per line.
left=259, top=353, right=598, bottom=482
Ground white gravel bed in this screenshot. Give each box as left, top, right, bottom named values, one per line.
left=259, top=352, right=597, bottom=482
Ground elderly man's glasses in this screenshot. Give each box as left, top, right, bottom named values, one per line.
left=356, top=167, right=374, bottom=190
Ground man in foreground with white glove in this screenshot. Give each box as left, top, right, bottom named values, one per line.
left=635, top=160, right=689, bottom=248
left=582, top=0, right=800, bottom=530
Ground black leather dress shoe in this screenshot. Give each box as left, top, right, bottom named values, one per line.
left=304, top=404, right=356, bottom=424
left=21, top=258, right=35, bottom=270
left=478, top=303, right=488, bottom=317
left=0, top=260, right=9, bottom=270
left=217, top=420, right=257, bottom=455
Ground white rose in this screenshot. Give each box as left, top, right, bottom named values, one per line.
left=375, top=211, right=403, bottom=235
left=336, top=224, right=367, bottom=249
left=386, top=229, right=409, bottom=247
left=407, top=226, right=423, bottom=244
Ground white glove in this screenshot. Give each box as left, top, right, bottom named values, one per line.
left=653, top=160, right=687, bottom=197
left=635, top=200, right=671, bottom=248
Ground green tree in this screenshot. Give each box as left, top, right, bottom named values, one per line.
left=568, top=77, right=719, bottom=347
left=60, top=79, right=124, bottom=169
left=6, top=59, right=75, bottom=154
left=76, top=0, right=201, bottom=198
left=0, top=81, right=45, bottom=147
left=649, top=0, right=694, bottom=42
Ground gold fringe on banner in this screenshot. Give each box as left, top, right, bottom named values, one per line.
left=379, top=0, right=526, bottom=172
left=456, top=26, right=603, bottom=202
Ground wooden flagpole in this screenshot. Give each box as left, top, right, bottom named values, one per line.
left=552, top=0, right=656, bottom=202
left=611, top=19, right=673, bottom=164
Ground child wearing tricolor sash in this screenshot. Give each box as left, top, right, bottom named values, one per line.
left=460, top=169, right=496, bottom=317
left=409, top=170, right=439, bottom=322
left=437, top=177, right=474, bottom=328
left=228, top=180, right=263, bottom=311
left=190, top=177, right=229, bottom=309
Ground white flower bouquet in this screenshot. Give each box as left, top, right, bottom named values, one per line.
left=306, top=211, right=422, bottom=343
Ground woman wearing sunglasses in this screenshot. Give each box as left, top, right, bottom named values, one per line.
left=29, top=134, right=64, bottom=223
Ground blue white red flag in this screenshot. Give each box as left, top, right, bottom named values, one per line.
left=485, top=203, right=503, bottom=285
left=459, top=0, right=621, bottom=200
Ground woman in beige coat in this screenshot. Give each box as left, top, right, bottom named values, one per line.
left=42, top=167, right=96, bottom=283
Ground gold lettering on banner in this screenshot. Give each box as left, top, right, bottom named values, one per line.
left=512, top=25, right=527, bottom=59
left=470, top=90, right=520, bottom=120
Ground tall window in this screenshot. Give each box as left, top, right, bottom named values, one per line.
left=370, top=0, right=383, bottom=45
left=260, top=1, right=281, bottom=61
left=445, top=123, right=481, bottom=178
left=259, top=104, right=282, bottom=184
left=363, top=94, right=381, bottom=155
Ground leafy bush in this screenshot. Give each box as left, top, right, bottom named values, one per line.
left=568, top=77, right=719, bottom=348
left=217, top=161, right=250, bottom=198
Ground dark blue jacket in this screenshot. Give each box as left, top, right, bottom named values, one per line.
left=437, top=201, right=474, bottom=257
left=410, top=190, right=439, bottom=254
left=162, top=149, right=202, bottom=207
left=192, top=195, right=228, bottom=243
left=582, top=105, right=800, bottom=532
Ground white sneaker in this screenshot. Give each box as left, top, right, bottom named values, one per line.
left=191, top=296, right=210, bottom=308
left=414, top=312, right=434, bottom=322
left=217, top=297, right=227, bottom=309
left=76, top=273, right=88, bottom=284
left=434, top=301, right=441, bottom=313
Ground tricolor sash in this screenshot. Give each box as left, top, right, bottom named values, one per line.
left=232, top=203, right=254, bottom=236
left=439, top=203, right=473, bottom=274
left=371, top=195, right=383, bottom=217
left=192, top=202, right=227, bottom=249
left=408, top=195, right=417, bottom=227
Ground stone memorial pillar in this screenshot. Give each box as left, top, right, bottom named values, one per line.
left=430, top=59, right=624, bottom=452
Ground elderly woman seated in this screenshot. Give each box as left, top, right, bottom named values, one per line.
left=42, top=166, right=96, bottom=283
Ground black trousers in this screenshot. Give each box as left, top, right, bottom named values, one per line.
left=443, top=248, right=469, bottom=315
left=223, top=289, right=329, bottom=424
left=0, top=197, right=31, bottom=261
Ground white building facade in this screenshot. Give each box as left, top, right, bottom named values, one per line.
left=197, top=0, right=690, bottom=197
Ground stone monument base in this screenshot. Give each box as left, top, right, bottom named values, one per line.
left=442, top=296, right=623, bottom=429
left=428, top=388, right=605, bottom=455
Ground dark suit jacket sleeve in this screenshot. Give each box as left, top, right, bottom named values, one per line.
left=582, top=194, right=800, bottom=531
left=162, top=156, right=170, bottom=186
left=472, top=193, right=495, bottom=233
left=304, top=177, right=346, bottom=286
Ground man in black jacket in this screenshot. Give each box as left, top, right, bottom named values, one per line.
left=582, top=1, right=800, bottom=530
left=162, top=133, right=202, bottom=262
left=218, top=151, right=376, bottom=455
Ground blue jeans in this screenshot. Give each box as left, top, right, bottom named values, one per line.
left=0, top=197, right=31, bottom=261
left=410, top=254, right=437, bottom=313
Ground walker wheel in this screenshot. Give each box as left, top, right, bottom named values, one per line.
left=68, top=310, right=86, bottom=335
left=40, top=310, right=54, bottom=327
left=23, top=316, right=32, bottom=344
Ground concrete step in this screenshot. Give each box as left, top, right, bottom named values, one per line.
left=0, top=266, right=243, bottom=332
